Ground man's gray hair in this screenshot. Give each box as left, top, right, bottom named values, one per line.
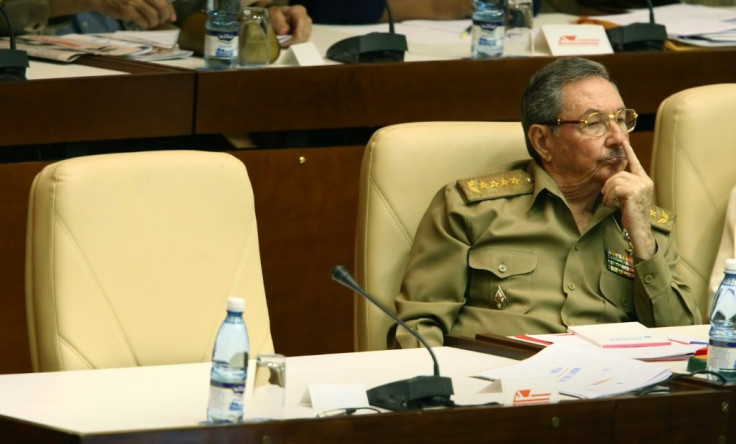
left=520, top=57, right=614, bottom=162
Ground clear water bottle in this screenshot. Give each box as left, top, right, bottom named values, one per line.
left=471, top=0, right=505, bottom=59
left=706, top=258, right=736, bottom=380
left=207, top=297, right=250, bottom=423
left=203, top=0, right=240, bottom=70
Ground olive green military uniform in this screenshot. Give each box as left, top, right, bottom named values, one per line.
left=395, top=160, right=701, bottom=348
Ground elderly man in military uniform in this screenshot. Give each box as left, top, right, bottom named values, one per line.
left=395, top=56, right=700, bottom=349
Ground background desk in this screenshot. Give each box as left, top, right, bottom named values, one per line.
left=0, top=346, right=730, bottom=443
left=1, top=49, right=736, bottom=374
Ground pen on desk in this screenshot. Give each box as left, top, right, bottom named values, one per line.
left=460, top=25, right=472, bottom=39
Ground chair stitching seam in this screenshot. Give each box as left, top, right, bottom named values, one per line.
left=368, top=176, right=413, bottom=247
left=58, top=336, right=94, bottom=369
left=53, top=210, right=139, bottom=367
left=672, top=125, right=714, bottom=285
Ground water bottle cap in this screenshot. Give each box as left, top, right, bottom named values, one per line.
left=226, top=297, right=245, bottom=312
left=725, top=258, right=736, bottom=273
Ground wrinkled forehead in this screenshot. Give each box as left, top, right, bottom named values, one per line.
left=559, top=76, right=624, bottom=117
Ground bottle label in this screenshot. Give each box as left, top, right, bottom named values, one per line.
left=204, top=30, right=238, bottom=58
left=471, top=22, right=505, bottom=58
left=707, top=340, right=736, bottom=374
left=208, top=380, right=245, bottom=415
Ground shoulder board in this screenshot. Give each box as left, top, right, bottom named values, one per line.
left=457, top=169, right=534, bottom=202
left=649, top=205, right=674, bottom=233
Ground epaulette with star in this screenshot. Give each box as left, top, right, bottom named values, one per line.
left=457, top=169, right=534, bottom=202
left=649, top=205, right=675, bottom=233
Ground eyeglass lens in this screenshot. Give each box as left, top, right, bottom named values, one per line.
left=584, top=109, right=637, bottom=136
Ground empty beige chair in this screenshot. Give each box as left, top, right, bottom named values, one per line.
left=26, top=150, right=273, bottom=372
left=650, top=84, right=736, bottom=319
left=354, top=122, right=528, bottom=351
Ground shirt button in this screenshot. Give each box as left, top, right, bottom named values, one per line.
left=567, top=283, right=576, bottom=291
left=644, top=275, right=654, bottom=284
left=498, top=264, right=507, bottom=273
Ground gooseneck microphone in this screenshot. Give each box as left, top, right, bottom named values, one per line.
left=331, top=265, right=454, bottom=411
left=325, top=0, right=407, bottom=64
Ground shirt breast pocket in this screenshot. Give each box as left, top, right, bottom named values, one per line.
left=468, top=247, right=537, bottom=313
left=599, top=271, right=635, bottom=319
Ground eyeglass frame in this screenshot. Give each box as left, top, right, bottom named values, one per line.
left=537, top=108, right=638, bottom=137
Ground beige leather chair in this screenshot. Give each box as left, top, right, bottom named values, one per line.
left=26, top=150, right=274, bottom=372
left=650, top=84, right=736, bottom=319
left=354, top=122, right=529, bottom=351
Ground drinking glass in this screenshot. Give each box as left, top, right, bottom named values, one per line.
left=238, top=6, right=270, bottom=68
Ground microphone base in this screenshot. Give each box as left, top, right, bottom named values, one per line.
left=0, top=48, right=28, bottom=82
left=606, top=23, right=667, bottom=52
left=367, top=375, right=454, bottom=411
left=326, top=32, right=407, bottom=64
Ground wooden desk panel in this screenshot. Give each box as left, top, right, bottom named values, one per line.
left=0, top=58, right=195, bottom=147
left=195, top=49, right=736, bottom=135
left=233, top=146, right=364, bottom=356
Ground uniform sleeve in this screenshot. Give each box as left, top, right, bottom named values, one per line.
left=289, top=0, right=384, bottom=24
left=0, top=0, right=51, bottom=35
left=395, top=184, right=472, bottom=348
left=632, top=227, right=702, bottom=327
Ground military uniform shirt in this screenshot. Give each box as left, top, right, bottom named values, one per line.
left=396, top=160, right=700, bottom=348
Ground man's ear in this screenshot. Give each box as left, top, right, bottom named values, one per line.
left=528, top=124, right=553, bottom=162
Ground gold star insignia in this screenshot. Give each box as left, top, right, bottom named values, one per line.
left=649, top=209, right=657, bottom=218
left=657, top=210, right=670, bottom=224
left=489, top=180, right=499, bottom=188
left=510, top=177, right=520, bottom=185
left=467, top=179, right=480, bottom=193
left=500, top=178, right=509, bottom=187
left=479, top=180, right=488, bottom=190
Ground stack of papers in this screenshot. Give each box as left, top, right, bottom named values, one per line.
left=596, top=4, right=736, bottom=47
left=568, top=322, right=671, bottom=348
left=477, top=342, right=671, bottom=399
left=8, top=32, right=192, bottom=63
left=516, top=322, right=704, bottom=361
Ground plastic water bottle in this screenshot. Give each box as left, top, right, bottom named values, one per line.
left=203, top=0, right=240, bottom=70
left=207, top=297, right=250, bottom=423
left=706, top=258, right=736, bottom=380
left=471, top=0, right=505, bottom=59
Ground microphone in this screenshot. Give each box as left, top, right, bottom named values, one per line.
left=0, top=3, right=28, bottom=82
left=330, top=265, right=453, bottom=411
left=605, top=0, right=666, bottom=52
left=325, top=0, right=407, bottom=64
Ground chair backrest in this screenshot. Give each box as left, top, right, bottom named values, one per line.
left=26, top=150, right=274, bottom=372
left=354, top=121, right=529, bottom=351
left=650, top=83, right=736, bottom=318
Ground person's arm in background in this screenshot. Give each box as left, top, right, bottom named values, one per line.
left=261, top=2, right=311, bottom=46
left=0, top=0, right=174, bottom=35
left=49, top=0, right=175, bottom=28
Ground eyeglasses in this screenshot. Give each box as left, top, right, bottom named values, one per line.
left=539, top=108, right=638, bottom=138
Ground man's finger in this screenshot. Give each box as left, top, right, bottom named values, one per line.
left=622, top=139, right=646, bottom=176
